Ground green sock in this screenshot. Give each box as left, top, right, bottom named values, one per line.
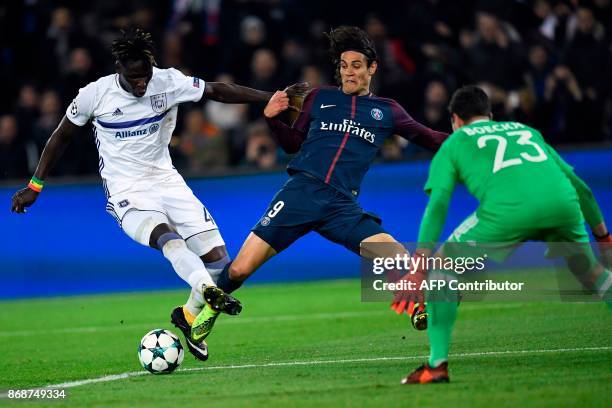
left=595, top=269, right=612, bottom=308
left=426, top=271, right=459, bottom=368
left=427, top=300, right=458, bottom=367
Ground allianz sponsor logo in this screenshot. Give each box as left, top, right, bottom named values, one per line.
left=115, top=123, right=160, bottom=139
left=320, top=119, right=375, bottom=143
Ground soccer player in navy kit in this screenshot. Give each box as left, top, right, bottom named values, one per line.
left=189, top=26, right=448, bottom=340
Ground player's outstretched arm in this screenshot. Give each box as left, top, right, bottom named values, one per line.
left=204, top=82, right=272, bottom=103
left=390, top=188, right=453, bottom=316
left=544, top=144, right=612, bottom=264
left=391, top=101, right=448, bottom=150
left=417, top=188, right=453, bottom=250
left=11, top=116, right=79, bottom=213
left=204, top=81, right=308, bottom=104
left=544, top=145, right=608, bottom=235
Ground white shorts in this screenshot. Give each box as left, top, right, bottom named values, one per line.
left=106, top=174, right=223, bottom=252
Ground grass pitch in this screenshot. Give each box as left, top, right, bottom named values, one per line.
left=0, top=279, right=610, bottom=407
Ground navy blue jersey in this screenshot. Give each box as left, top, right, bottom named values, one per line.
left=267, top=86, right=448, bottom=198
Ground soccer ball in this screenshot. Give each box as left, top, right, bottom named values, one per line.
left=138, top=329, right=184, bottom=374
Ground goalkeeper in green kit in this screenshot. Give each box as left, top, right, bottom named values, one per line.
left=394, top=85, right=612, bottom=384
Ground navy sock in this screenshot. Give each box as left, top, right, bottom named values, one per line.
left=216, top=261, right=243, bottom=294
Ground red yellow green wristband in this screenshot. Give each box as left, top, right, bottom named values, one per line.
left=27, top=177, right=44, bottom=193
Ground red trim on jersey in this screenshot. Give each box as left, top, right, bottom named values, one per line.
left=325, top=95, right=357, bottom=184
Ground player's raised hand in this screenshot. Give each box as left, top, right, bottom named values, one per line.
left=596, top=232, right=612, bottom=267
left=390, top=251, right=428, bottom=316
left=283, top=82, right=310, bottom=125
left=264, top=90, right=290, bottom=118
left=11, top=187, right=39, bottom=213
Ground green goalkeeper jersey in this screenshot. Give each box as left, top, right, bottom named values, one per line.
left=424, top=119, right=584, bottom=228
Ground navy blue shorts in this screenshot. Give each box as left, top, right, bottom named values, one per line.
left=252, top=172, right=386, bottom=254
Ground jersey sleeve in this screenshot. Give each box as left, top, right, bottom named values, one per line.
left=66, top=82, right=97, bottom=126
left=390, top=101, right=448, bottom=151
left=265, top=87, right=318, bottom=153
left=292, top=87, right=318, bottom=133
left=167, top=68, right=205, bottom=105
left=417, top=188, right=453, bottom=249
left=423, top=139, right=458, bottom=194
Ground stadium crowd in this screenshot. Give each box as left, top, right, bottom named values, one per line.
left=1, top=0, right=611, bottom=180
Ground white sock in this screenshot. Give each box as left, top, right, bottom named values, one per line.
left=184, top=256, right=231, bottom=315
left=161, top=239, right=214, bottom=288
left=185, top=288, right=205, bottom=316
left=595, top=269, right=612, bottom=299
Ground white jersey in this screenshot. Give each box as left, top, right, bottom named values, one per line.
left=66, top=67, right=205, bottom=197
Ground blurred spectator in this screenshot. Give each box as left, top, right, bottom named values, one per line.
left=593, top=0, right=612, bottom=35
left=205, top=74, right=249, bottom=165
left=565, top=6, right=608, bottom=89
left=41, top=8, right=97, bottom=82
left=223, top=15, right=268, bottom=83
left=418, top=80, right=452, bottom=134
left=60, top=48, right=97, bottom=106
left=178, top=108, right=229, bottom=174
left=365, top=14, right=415, bottom=105
left=249, top=48, right=280, bottom=90
left=0, top=115, right=29, bottom=179
left=248, top=48, right=281, bottom=120
left=1, top=2, right=611, bottom=182
left=301, top=65, right=325, bottom=88
left=280, top=39, right=308, bottom=84
left=533, top=0, right=575, bottom=48
left=464, top=11, right=524, bottom=91
left=478, top=81, right=514, bottom=122
left=380, top=135, right=405, bottom=162
left=32, top=90, right=62, bottom=153
left=161, top=31, right=183, bottom=69
left=245, top=120, right=277, bottom=170
left=542, top=65, right=587, bottom=143
left=562, top=5, right=608, bottom=142
left=525, top=44, right=553, bottom=103
left=15, top=84, right=40, bottom=140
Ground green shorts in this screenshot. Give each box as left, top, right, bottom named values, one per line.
left=444, top=209, right=593, bottom=264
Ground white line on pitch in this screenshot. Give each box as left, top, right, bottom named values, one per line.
left=0, top=304, right=523, bottom=337
left=0, top=346, right=608, bottom=395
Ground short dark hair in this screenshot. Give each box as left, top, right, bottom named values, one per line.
left=110, top=28, right=156, bottom=66
left=448, top=85, right=491, bottom=121
left=326, top=26, right=378, bottom=84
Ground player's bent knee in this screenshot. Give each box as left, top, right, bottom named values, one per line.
left=185, top=229, right=226, bottom=258
left=360, top=233, right=405, bottom=259
left=200, top=245, right=229, bottom=263
left=361, top=233, right=396, bottom=243
left=229, top=260, right=255, bottom=282
left=121, top=210, right=170, bottom=247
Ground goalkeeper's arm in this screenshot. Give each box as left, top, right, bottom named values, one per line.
left=417, top=187, right=453, bottom=252
left=545, top=145, right=609, bottom=239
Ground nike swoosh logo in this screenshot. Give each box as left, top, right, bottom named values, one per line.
left=320, top=104, right=336, bottom=109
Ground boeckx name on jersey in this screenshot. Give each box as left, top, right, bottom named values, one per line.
left=115, top=123, right=160, bottom=139
left=320, top=119, right=376, bottom=143
left=463, top=122, right=525, bottom=136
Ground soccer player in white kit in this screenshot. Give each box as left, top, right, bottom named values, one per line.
left=11, top=29, right=304, bottom=361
